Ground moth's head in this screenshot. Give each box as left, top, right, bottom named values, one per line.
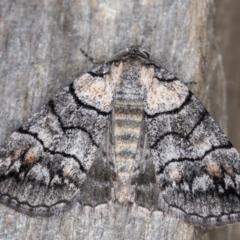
left=125, top=46, right=150, bottom=58
left=109, top=46, right=151, bottom=62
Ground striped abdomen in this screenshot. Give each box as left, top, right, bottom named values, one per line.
left=113, top=98, right=144, bottom=203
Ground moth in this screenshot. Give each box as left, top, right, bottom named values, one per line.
left=0, top=46, right=239, bottom=228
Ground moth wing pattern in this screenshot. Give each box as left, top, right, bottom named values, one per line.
left=0, top=66, right=113, bottom=216
left=1, top=46, right=240, bottom=229
left=145, top=66, right=240, bottom=227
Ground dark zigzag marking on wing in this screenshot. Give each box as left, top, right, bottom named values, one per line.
left=48, top=100, right=98, bottom=147
left=0, top=192, right=71, bottom=210
left=185, top=110, right=208, bottom=137
left=17, top=128, right=86, bottom=173
left=162, top=194, right=240, bottom=220
left=142, top=62, right=163, bottom=70
left=150, top=110, right=208, bottom=148
left=161, top=171, right=240, bottom=221
left=146, top=91, right=192, bottom=117
left=157, top=144, right=233, bottom=175
left=154, top=74, right=178, bottom=83
left=4, top=151, right=79, bottom=189
left=88, top=71, right=106, bottom=78
left=2, top=157, right=79, bottom=190
left=69, top=83, right=111, bottom=115
left=159, top=148, right=240, bottom=223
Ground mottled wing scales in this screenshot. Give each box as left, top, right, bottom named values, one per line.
left=1, top=46, right=240, bottom=228
left=145, top=68, right=240, bottom=227
left=0, top=71, right=111, bottom=216
left=73, top=61, right=123, bottom=112
left=140, top=65, right=189, bottom=115
left=79, top=127, right=114, bottom=207
left=132, top=130, right=160, bottom=212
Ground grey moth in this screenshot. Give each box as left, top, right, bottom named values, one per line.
left=0, top=46, right=239, bottom=228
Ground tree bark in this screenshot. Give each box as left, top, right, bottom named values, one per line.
left=0, top=0, right=227, bottom=239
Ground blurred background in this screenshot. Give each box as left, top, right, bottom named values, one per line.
left=216, top=1, right=240, bottom=152
left=207, top=1, right=240, bottom=240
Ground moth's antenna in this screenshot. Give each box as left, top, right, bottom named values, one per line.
left=80, top=48, right=102, bottom=64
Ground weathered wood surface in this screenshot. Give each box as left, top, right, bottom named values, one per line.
left=205, top=0, right=240, bottom=239
left=0, top=0, right=233, bottom=239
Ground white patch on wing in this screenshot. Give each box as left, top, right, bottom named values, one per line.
left=27, top=164, right=50, bottom=186
left=139, top=66, right=189, bottom=114
left=74, top=62, right=123, bottom=112
left=75, top=73, right=113, bottom=111
left=169, top=167, right=182, bottom=183
left=192, top=174, right=214, bottom=194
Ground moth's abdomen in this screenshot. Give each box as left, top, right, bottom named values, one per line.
left=113, top=98, right=144, bottom=203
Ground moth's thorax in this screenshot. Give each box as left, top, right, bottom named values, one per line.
left=113, top=59, right=144, bottom=203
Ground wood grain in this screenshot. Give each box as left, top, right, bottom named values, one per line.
left=0, top=0, right=228, bottom=239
